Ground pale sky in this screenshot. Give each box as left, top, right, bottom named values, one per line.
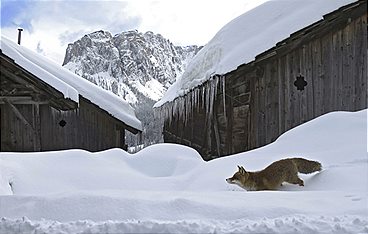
left=1, top=0, right=267, bottom=64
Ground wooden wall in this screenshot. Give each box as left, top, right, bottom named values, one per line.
left=1, top=104, right=37, bottom=151
left=163, top=4, right=367, bottom=160
left=1, top=97, right=127, bottom=152
left=250, top=12, right=367, bottom=151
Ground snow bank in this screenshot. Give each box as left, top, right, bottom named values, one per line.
left=0, top=144, right=203, bottom=195
left=1, top=36, right=142, bottom=131
left=155, top=0, right=356, bottom=107
left=0, top=109, right=367, bottom=233
left=1, top=215, right=367, bottom=234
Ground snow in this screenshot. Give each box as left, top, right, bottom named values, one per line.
left=1, top=36, right=142, bottom=131
left=0, top=109, right=367, bottom=233
left=1, top=216, right=367, bottom=234
left=155, top=0, right=356, bottom=107
left=0, top=37, right=79, bottom=103
left=131, top=78, right=166, bottom=101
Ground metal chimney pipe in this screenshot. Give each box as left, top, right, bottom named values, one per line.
left=17, top=28, right=23, bottom=45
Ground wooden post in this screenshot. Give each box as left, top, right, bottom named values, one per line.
left=213, top=110, right=221, bottom=156
left=120, top=129, right=127, bottom=151
left=201, top=103, right=209, bottom=159
left=225, top=79, right=233, bottom=154
left=33, top=103, right=41, bottom=151
left=206, top=114, right=213, bottom=159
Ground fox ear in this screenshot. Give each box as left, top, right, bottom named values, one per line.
left=237, top=165, right=246, bottom=174
left=240, top=166, right=247, bottom=174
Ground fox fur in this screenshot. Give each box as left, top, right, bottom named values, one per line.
left=226, top=158, right=322, bottom=191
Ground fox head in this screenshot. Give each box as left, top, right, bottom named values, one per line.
left=226, top=165, right=249, bottom=188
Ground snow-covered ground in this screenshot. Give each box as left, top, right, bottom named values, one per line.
left=0, top=109, right=367, bottom=233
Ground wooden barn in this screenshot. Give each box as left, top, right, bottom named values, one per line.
left=155, top=0, right=367, bottom=160
left=1, top=37, right=142, bottom=152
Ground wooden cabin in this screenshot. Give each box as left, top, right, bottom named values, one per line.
left=1, top=37, right=142, bottom=152
left=158, top=0, right=367, bottom=160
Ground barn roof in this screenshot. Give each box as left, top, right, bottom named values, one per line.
left=1, top=36, right=142, bottom=132
left=154, top=0, right=357, bottom=108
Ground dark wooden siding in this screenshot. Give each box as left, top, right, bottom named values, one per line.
left=163, top=3, right=367, bottom=160
left=1, top=104, right=35, bottom=151
left=1, top=48, right=135, bottom=152
left=250, top=12, right=367, bottom=150
left=40, top=98, right=124, bottom=151
left=1, top=97, right=126, bottom=152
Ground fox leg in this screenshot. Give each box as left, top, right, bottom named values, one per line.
left=296, top=178, right=304, bottom=186
left=286, top=174, right=304, bottom=186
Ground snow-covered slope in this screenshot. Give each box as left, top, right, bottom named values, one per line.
left=63, top=30, right=200, bottom=104
left=155, top=0, right=356, bottom=107
left=0, top=109, right=367, bottom=233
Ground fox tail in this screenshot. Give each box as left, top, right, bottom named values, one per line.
left=292, top=158, right=322, bottom=174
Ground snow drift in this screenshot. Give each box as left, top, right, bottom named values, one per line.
left=0, top=109, right=367, bottom=233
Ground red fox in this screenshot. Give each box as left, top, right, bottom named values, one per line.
left=226, top=158, right=322, bottom=191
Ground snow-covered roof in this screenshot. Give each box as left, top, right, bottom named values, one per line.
left=154, top=0, right=356, bottom=108
left=1, top=36, right=142, bottom=131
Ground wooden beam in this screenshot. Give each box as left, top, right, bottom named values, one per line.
left=4, top=99, right=42, bottom=151
left=1, top=57, right=77, bottom=110
left=0, top=96, right=31, bottom=101
left=0, top=96, right=49, bottom=105
left=4, top=99, right=33, bottom=129
left=0, top=68, right=40, bottom=94
left=0, top=100, right=49, bottom=105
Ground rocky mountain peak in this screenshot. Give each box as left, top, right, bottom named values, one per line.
left=62, top=30, right=201, bottom=148
left=63, top=30, right=200, bottom=104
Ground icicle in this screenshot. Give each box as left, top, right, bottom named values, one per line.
left=202, top=85, right=205, bottom=110
left=156, top=74, right=225, bottom=142
left=207, top=75, right=219, bottom=118
left=222, top=75, right=227, bottom=122
left=209, top=79, right=213, bottom=117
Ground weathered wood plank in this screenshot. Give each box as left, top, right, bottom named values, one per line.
left=33, top=104, right=41, bottom=151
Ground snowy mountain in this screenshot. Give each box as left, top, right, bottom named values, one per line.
left=62, top=30, right=200, bottom=147
left=63, top=30, right=200, bottom=104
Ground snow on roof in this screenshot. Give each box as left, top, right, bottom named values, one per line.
left=1, top=36, right=142, bottom=131
left=1, top=37, right=80, bottom=103
left=154, top=0, right=356, bottom=108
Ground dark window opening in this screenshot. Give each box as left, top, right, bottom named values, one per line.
left=59, top=120, right=67, bottom=127
left=294, top=75, right=308, bottom=91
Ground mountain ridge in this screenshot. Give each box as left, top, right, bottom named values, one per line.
left=62, top=29, right=201, bottom=148
left=63, top=30, right=201, bottom=104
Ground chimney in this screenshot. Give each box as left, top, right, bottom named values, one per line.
left=17, top=28, right=23, bottom=45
